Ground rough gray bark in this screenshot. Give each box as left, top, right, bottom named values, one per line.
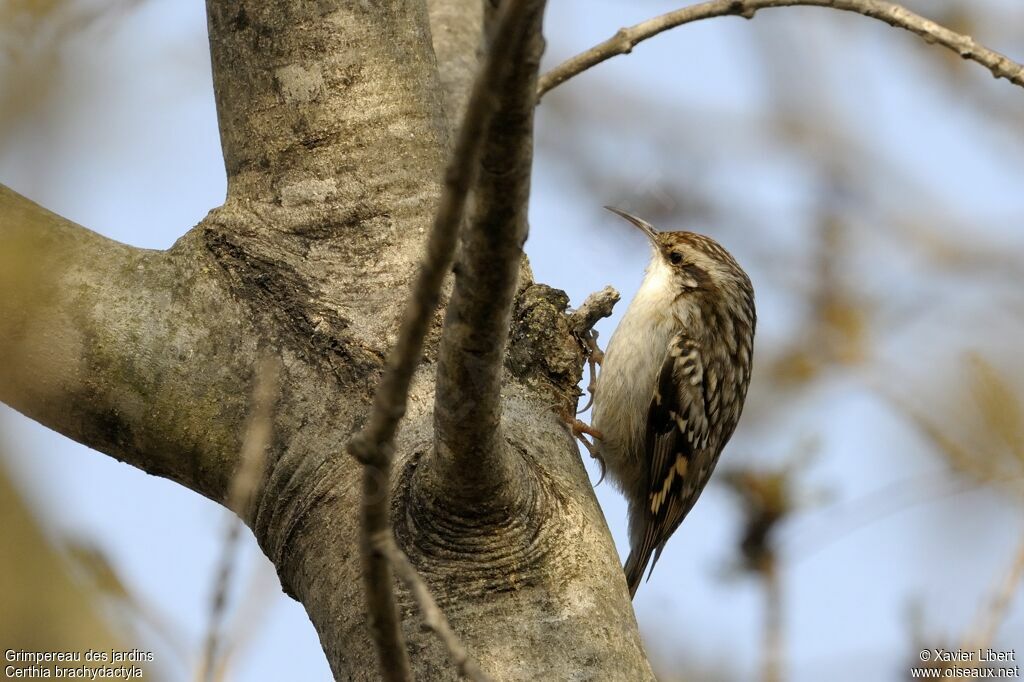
left=0, top=0, right=653, bottom=679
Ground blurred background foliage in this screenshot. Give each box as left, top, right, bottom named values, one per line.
left=0, top=452, right=126, bottom=669
left=1, top=0, right=1022, bottom=680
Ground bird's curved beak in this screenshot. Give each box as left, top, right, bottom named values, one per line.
left=604, top=206, right=658, bottom=243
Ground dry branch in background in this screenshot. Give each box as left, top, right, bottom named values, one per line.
left=199, top=357, right=279, bottom=682
left=959, top=530, right=1024, bottom=666
left=721, top=454, right=816, bottom=682
left=872, top=358, right=1024, bottom=500
left=537, top=0, right=1024, bottom=98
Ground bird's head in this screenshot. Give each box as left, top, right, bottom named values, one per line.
left=604, top=206, right=752, bottom=301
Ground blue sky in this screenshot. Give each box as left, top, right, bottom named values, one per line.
left=2, top=1, right=1023, bottom=680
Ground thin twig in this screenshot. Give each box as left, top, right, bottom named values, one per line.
left=377, top=536, right=492, bottom=682
left=960, top=529, right=1024, bottom=658
left=199, top=522, right=244, bottom=682
left=784, top=472, right=984, bottom=560
left=537, top=0, right=1024, bottom=98
left=198, top=357, right=279, bottom=682
left=345, top=2, right=542, bottom=680
left=762, top=560, right=783, bottom=682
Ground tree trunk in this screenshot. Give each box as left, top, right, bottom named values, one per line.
left=0, top=1, right=654, bottom=679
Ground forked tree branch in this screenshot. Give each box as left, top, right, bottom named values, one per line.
left=537, top=0, right=1024, bottom=98
left=346, top=2, right=546, bottom=679
left=433, top=0, right=548, bottom=503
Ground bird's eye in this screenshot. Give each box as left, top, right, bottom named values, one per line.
left=669, top=251, right=683, bottom=264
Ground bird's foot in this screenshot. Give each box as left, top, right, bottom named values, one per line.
left=571, top=418, right=604, bottom=443
left=554, top=404, right=607, bottom=484
left=577, top=329, right=605, bottom=414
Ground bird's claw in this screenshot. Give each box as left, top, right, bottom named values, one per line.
left=552, top=404, right=607, bottom=486
left=574, top=423, right=607, bottom=486
left=577, top=393, right=595, bottom=415
left=583, top=328, right=606, bottom=366
left=588, top=446, right=607, bottom=485
left=577, top=329, right=605, bottom=415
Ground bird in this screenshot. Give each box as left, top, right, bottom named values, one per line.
left=589, top=206, right=756, bottom=598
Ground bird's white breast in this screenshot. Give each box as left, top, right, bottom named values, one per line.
left=592, top=255, right=692, bottom=498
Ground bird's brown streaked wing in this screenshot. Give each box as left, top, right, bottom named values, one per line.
left=631, top=333, right=710, bottom=585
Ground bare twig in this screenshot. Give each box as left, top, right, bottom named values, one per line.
left=871, top=374, right=1024, bottom=499
left=537, top=0, right=1024, bottom=98
left=721, top=464, right=806, bottom=682
left=346, top=2, right=544, bottom=680
left=433, top=0, right=549, bottom=498
left=206, top=564, right=278, bottom=682
left=198, top=357, right=279, bottom=682
left=377, top=536, right=492, bottom=682
left=784, top=472, right=983, bottom=560
left=762, top=561, right=783, bottom=682
left=960, top=529, right=1024, bottom=657
left=199, top=522, right=244, bottom=682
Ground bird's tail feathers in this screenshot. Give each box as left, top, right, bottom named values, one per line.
left=624, top=547, right=654, bottom=599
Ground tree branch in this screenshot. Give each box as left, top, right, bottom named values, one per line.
left=347, top=2, right=546, bottom=679
left=537, top=0, right=1024, bottom=98
left=0, top=185, right=256, bottom=502
left=2, top=1, right=660, bottom=677
left=432, top=0, right=548, bottom=505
